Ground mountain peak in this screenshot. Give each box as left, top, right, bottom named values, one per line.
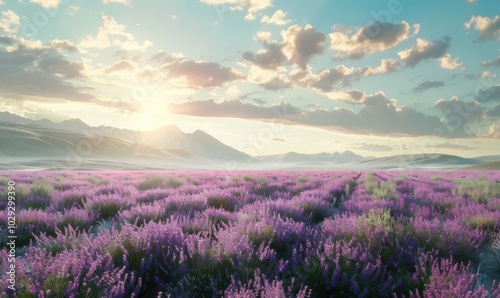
left=59, top=118, right=90, bottom=131
left=153, top=125, right=185, bottom=136
left=61, top=118, right=88, bottom=125
left=192, top=129, right=207, bottom=135
left=191, top=129, right=214, bottom=139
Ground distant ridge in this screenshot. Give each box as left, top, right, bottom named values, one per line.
left=462, top=160, right=500, bottom=171
left=0, top=111, right=494, bottom=170
left=255, top=152, right=484, bottom=170
left=0, top=112, right=255, bottom=163
left=358, top=153, right=482, bottom=169
left=0, top=120, right=178, bottom=159
left=474, top=155, right=500, bottom=163
left=257, top=151, right=365, bottom=163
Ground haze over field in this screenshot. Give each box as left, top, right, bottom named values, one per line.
left=0, top=0, right=499, bottom=168
left=0, top=112, right=498, bottom=170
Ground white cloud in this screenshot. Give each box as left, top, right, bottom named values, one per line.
left=102, top=0, right=130, bottom=5
left=46, top=39, right=80, bottom=52
left=201, top=0, right=273, bottom=14
left=362, top=58, right=402, bottom=76
left=260, top=10, right=291, bottom=26
left=282, top=24, right=327, bottom=69
left=102, top=60, right=136, bottom=74
left=0, top=10, right=20, bottom=34
left=244, top=0, right=272, bottom=12
left=435, top=96, right=485, bottom=137
left=68, top=5, right=80, bottom=15
left=465, top=15, right=500, bottom=41
left=360, top=36, right=453, bottom=77
left=0, top=36, right=94, bottom=102
left=329, top=21, right=416, bottom=59
left=487, top=124, right=499, bottom=138
left=244, top=12, right=256, bottom=21
left=225, top=85, right=240, bottom=96
left=475, top=85, right=500, bottom=102
left=29, top=0, right=60, bottom=9
left=245, top=64, right=289, bottom=90
left=80, top=16, right=153, bottom=51
left=244, top=24, right=326, bottom=71
left=169, top=93, right=450, bottom=136
left=413, top=80, right=445, bottom=93
left=397, top=36, right=451, bottom=67
left=243, top=41, right=287, bottom=70
left=439, top=54, right=464, bottom=70
left=253, top=31, right=271, bottom=41
left=481, top=56, right=500, bottom=67
left=309, top=65, right=356, bottom=92
left=161, top=59, right=245, bottom=89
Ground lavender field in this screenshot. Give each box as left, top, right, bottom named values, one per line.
left=1, top=170, right=499, bottom=297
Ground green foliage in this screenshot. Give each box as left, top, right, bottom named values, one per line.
left=56, top=193, right=86, bottom=211
left=1, top=183, right=28, bottom=202
left=84, top=176, right=110, bottom=185
left=254, top=177, right=268, bottom=186
left=477, top=247, right=500, bottom=281
left=206, top=212, right=233, bottom=226
left=298, top=201, right=333, bottom=224
left=242, top=175, right=254, bottom=182
left=43, top=273, right=70, bottom=298
left=296, top=177, right=308, bottom=186
left=120, top=237, right=144, bottom=271
left=433, top=201, right=455, bottom=215
left=180, top=222, right=210, bottom=235
left=136, top=175, right=183, bottom=190
left=490, top=203, right=500, bottom=211
left=27, top=180, right=54, bottom=209
left=364, top=172, right=395, bottom=200
left=90, top=219, right=119, bottom=235
left=15, top=215, right=56, bottom=247
left=38, top=228, right=85, bottom=257
left=103, top=240, right=123, bottom=268
left=29, top=179, right=53, bottom=199
left=185, top=177, right=200, bottom=186
left=467, top=216, right=497, bottom=231
left=206, top=196, right=237, bottom=212
left=0, top=176, right=9, bottom=186
left=171, top=251, right=235, bottom=296
left=165, top=177, right=183, bottom=188
left=56, top=214, right=92, bottom=231
left=360, top=208, right=394, bottom=231
left=365, top=179, right=397, bottom=201
left=87, top=200, right=126, bottom=220
left=454, top=175, right=500, bottom=204
left=247, top=224, right=275, bottom=247
left=137, top=175, right=165, bottom=191
left=346, top=179, right=358, bottom=196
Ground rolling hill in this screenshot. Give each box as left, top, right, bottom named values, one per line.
left=0, top=112, right=256, bottom=164
left=0, top=112, right=497, bottom=170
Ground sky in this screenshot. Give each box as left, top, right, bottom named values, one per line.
left=0, top=0, right=499, bottom=158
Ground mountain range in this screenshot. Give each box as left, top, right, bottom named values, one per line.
left=0, top=111, right=498, bottom=170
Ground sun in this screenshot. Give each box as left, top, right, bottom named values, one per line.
left=120, top=94, right=166, bottom=131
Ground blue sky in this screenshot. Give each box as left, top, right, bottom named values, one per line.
left=0, top=0, right=499, bottom=157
